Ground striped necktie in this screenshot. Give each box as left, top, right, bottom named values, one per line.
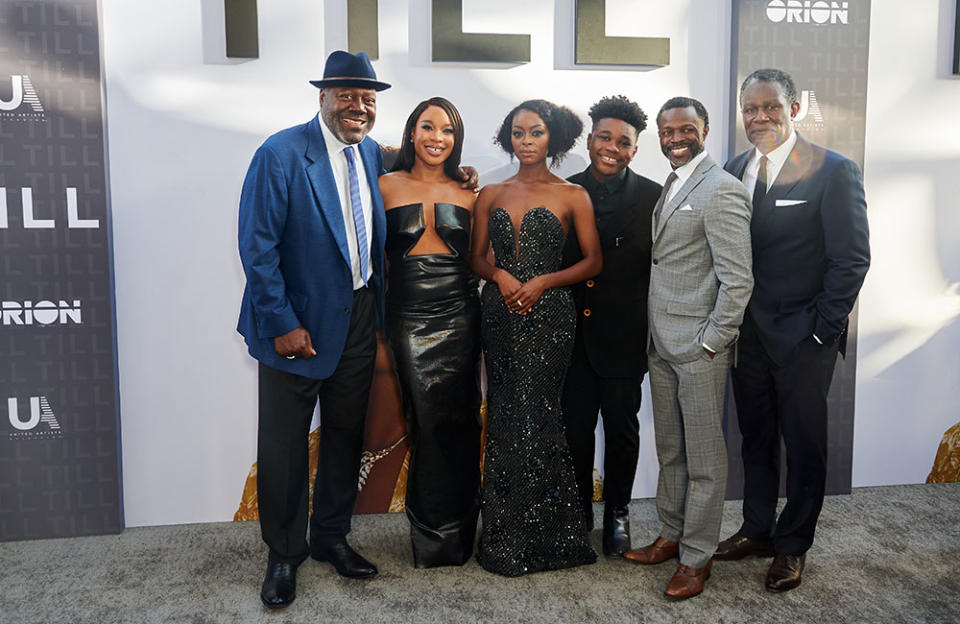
left=343, top=146, right=368, bottom=286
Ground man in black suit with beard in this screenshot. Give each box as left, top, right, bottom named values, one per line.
left=561, top=95, right=662, bottom=557
left=715, top=68, right=870, bottom=591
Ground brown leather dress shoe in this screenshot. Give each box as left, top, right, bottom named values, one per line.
left=765, top=553, right=805, bottom=591
left=714, top=532, right=775, bottom=560
left=664, top=560, right=712, bottom=599
left=623, top=536, right=679, bottom=564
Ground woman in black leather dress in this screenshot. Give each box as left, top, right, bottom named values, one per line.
left=469, top=100, right=603, bottom=576
left=378, top=97, right=481, bottom=568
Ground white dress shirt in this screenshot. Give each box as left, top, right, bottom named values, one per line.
left=742, top=129, right=797, bottom=197
left=318, top=113, right=373, bottom=289
left=667, top=149, right=709, bottom=203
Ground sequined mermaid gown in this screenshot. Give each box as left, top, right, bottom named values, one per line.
left=476, top=206, right=597, bottom=576
left=385, top=202, right=482, bottom=568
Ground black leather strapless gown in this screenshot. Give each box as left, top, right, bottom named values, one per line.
left=385, top=202, right=482, bottom=568
left=476, top=206, right=597, bottom=577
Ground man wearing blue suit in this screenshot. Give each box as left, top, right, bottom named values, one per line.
left=715, top=69, right=870, bottom=592
left=237, top=51, right=390, bottom=609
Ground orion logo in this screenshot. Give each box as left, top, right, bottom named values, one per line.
left=766, top=1, right=849, bottom=25
left=7, top=397, right=63, bottom=440
left=794, top=90, right=825, bottom=129
left=2, top=300, right=82, bottom=326
left=0, top=75, right=45, bottom=120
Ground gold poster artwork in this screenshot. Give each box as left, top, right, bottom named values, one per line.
left=926, top=421, right=960, bottom=483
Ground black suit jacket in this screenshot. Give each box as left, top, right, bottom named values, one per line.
left=563, top=167, right=662, bottom=378
left=724, top=134, right=870, bottom=365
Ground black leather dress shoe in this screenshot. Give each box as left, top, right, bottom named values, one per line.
left=714, top=532, right=775, bottom=560
left=765, top=553, right=805, bottom=591
left=602, top=506, right=631, bottom=557
left=260, top=561, right=296, bottom=609
left=312, top=541, right=378, bottom=579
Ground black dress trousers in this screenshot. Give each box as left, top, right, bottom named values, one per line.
left=730, top=318, right=840, bottom=555
left=561, top=335, right=643, bottom=520
left=256, top=287, right=377, bottom=565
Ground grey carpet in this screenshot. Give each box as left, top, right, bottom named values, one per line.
left=2, top=484, right=958, bottom=624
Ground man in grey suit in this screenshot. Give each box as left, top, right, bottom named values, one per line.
left=624, top=97, right=753, bottom=599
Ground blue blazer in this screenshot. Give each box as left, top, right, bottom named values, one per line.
left=724, top=134, right=870, bottom=365
left=237, top=116, right=386, bottom=380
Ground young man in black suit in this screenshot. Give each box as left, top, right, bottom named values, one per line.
left=716, top=68, right=870, bottom=591
left=561, top=95, right=662, bottom=556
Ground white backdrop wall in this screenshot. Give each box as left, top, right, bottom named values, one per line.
left=100, top=0, right=959, bottom=527
left=853, top=0, right=960, bottom=486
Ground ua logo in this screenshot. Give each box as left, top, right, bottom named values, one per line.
left=794, top=90, right=824, bottom=124
left=7, top=396, right=61, bottom=431
left=0, top=75, right=44, bottom=113
left=0, top=75, right=23, bottom=111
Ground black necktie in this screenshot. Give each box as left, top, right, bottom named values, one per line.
left=752, top=155, right=768, bottom=211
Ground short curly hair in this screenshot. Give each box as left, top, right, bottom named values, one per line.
left=588, top=95, right=648, bottom=135
left=494, top=99, right=583, bottom=168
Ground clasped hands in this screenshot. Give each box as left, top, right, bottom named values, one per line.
left=497, top=272, right=547, bottom=315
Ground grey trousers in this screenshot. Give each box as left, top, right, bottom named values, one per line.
left=648, top=347, right=730, bottom=568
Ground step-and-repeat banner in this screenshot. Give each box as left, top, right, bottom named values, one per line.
left=5, top=1, right=917, bottom=535
left=725, top=0, right=871, bottom=497
left=0, top=0, right=122, bottom=541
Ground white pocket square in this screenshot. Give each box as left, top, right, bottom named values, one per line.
left=775, top=199, right=807, bottom=206
left=678, top=204, right=693, bottom=211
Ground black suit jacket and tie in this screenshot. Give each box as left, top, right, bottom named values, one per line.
left=725, top=134, right=870, bottom=364
left=723, top=133, right=870, bottom=554
left=560, top=167, right=662, bottom=517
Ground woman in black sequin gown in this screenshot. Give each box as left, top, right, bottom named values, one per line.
left=379, top=97, right=482, bottom=568
left=469, top=100, right=603, bottom=576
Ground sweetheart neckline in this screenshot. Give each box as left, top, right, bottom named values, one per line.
left=491, top=206, right=565, bottom=264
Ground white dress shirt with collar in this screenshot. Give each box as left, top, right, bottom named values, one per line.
left=317, top=112, right=373, bottom=290
left=667, top=149, right=709, bottom=203
left=742, top=129, right=797, bottom=197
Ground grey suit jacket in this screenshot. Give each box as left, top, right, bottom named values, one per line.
left=648, top=154, right=754, bottom=363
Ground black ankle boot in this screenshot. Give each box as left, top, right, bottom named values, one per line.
left=602, top=506, right=631, bottom=556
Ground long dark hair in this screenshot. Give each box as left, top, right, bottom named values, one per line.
left=392, top=96, right=464, bottom=180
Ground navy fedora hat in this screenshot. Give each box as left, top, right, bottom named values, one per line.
left=309, top=50, right=391, bottom=91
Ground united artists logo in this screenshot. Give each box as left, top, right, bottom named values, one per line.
left=1, top=300, right=82, bottom=326
left=794, top=89, right=825, bottom=130
left=0, top=75, right=46, bottom=121
left=6, top=397, right=63, bottom=440
left=766, top=1, right=849, bottom=25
